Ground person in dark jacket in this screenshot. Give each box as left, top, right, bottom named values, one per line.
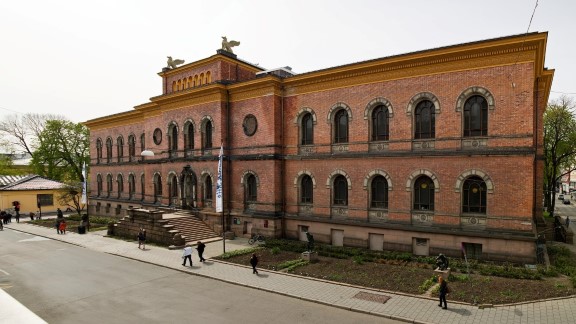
left=196, top=241, right=206, bottom=262
left=438, top=276, right=448, bottom=309
left=138, top=229, right=146, bottom=249
left=250, top=253, right=259, bottom=274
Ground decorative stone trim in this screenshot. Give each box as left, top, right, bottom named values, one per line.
left=368, top=210, right=388, bottom=222
left=406, top=92, right=440, bottom=116
left=299, top=205, right=313, bottom=215
left=326, top=102, right=353, bottom=124
left=293, top=170, right=317, bottom=188
left=240, top=170, right=260, bottom=186
left=331, top=143, right=349, bottom=154
left=412, top=212, right=434, bottom=225
left=462, top=138, right=488, bottom=150
left=363, top=97, right=394, bottom=119
left=454, top=169, right=494, bottom=193
left=363, top=169, right=393, bottom=191
left=369, top=142, right=389, bottom=152
left=406, top=169, right=440, bottom=192
left=299, top=145, right=316, bottom=155
left=460, top=215, right=487, bottom=227
left=326, top=169, right=352, bottom=189
left=455, top=86, right=495, bottom=112
left=412, top=140, right=435, bottom=150
left=331, top=206, right=348, bottom=219
left=294, top=107, right=317, bottom=124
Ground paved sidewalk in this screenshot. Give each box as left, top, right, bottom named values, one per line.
left=4, top=222, right=576, bottom=324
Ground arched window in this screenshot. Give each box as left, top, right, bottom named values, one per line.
left=128, top=135, right=136, bottom=161
left=169, top=175, right=178, bottom=206
left=154, top=174, right=163, bottom=203
left=205, top=176, right=213, bottom=201
left=117, top=137, right=124, bottom=163
left=140, top=133, right=146, bottom=158
left=117, top=174, right=124, bottom=198
left=185, top=122, right=194, bottom=150
left=414, top=176, right=434, bottom=211
left=334, top=110, right=348, bottom=143
left=140, top=174, right=145, bottom=201
left=128, top=174, right=135, bottom=199
left=168, top=123, right=178, bottom=155
left=97, top=174, right=102, bottom=196
left=204, top=121, right=213, bottom=149
left=301, top=113, right=313, bottom=145
left=106, top=138, right=112, bottom=163
left=96, top=139, right=103, bottom=164
left=333, top=175, right=348, bottom=206
left=371, top=105, right=390, bottom=141
left=415, top=100, right=435, bottom=139
left=370, top=175, right=388, bottom=208
left=464, top=95, right=488, bottom=137
left=462, top=176, right=487, bottom=213
left=106, top=174, right=113, bottom=197
left=172, top=81, right=177, bottom=92
left=300, top=175, right=313, bottom=204
left=246, top=174, right=257, bottom=202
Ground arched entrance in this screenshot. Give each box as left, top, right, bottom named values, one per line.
left=180, top=165, right=197, bottom=209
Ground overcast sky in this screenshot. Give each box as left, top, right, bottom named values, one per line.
left=0, top=0, right=573, bottom=123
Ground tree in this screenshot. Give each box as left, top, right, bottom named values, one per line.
left=57, top=182, right=85, bottom=216
left=543, top=96, right=576, bottom=215
left=31, top=120, right=89, bottom=182
left=0, top=113, right=65, bottom=155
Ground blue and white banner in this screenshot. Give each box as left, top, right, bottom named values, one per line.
left=215, top=145, right=223, bottom=213
left=81, top=162, right=87, bottom=204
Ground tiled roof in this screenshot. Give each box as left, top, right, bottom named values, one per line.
left=0, top=175, right=67, bottom=191
left=0, top=175, right=29, bottom=187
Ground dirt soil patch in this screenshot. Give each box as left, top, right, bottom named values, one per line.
left=219, top=248, right=576, bottom=305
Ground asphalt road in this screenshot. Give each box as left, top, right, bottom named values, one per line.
left=0, top=229, right=401, bottom=324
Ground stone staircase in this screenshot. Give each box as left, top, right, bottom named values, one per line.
left=165, top=213, right=221, bottom=245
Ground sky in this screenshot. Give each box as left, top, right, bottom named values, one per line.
left=0, top=0, right=574, bottom=123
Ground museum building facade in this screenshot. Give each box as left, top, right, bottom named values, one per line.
left=85, top=32, right=554, bottom=263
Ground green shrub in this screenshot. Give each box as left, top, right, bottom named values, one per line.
left=418, top=276, right=437, bottom=293
left=277, top=259, right=309, bottom=272
left=219, top=247, right=261, bottom=259
left=270, top=247, right=281, bottom=255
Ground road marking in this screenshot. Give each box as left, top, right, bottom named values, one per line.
left=18, top=236, right=50, bottom=242
left=0, top=269, right=9, bottom=276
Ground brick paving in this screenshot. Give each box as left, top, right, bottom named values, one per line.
left=4, top=221, right=576, bottom=324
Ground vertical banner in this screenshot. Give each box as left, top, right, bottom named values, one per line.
left=81, top=162, right=87, bottom=204
left=215, top=145, right=224, bottom=213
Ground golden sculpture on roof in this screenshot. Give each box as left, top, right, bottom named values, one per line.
left=221, top=36, right=240, bottom=53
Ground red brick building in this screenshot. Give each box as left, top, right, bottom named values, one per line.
left=85, top=32, right=554, bottom=263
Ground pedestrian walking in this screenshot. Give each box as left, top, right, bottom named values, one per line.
left=182, top=245, right=193, bottom=266
left=138, top=229, right=146, bottom=249
left=55, top=219, right=61, bottom=234
left=14, top=202, right=20, bottom=223
left=250, top=253, right=259, bottom=274
left=59, top=220, right=67, bottom=234
left=566, top=216, right=570, bottom=228
left=57, top=208, right=63, bottom=218
left=438, top=276, right=449, bottom=309
left=196, top=241, right=206, bottom=262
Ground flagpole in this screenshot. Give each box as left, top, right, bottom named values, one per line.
left=216, top=144, right=225, bottom=253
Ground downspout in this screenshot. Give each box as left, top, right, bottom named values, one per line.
left=226, top=89, right=232, bottom=231
left=280, top=85, right=286, bottom=238
left=533, top=78, right=539, bottom=225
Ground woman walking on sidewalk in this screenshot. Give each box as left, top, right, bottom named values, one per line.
left=138, top=229, right=146, bottom=249
left=438, top=276, right=449, bottom=309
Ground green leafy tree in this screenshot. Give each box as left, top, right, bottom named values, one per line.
left=0, top=155, right=21, bottom=175
left=543, top=96, right=576, bottom=215
left=31, top=120, right=89, bottom=182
